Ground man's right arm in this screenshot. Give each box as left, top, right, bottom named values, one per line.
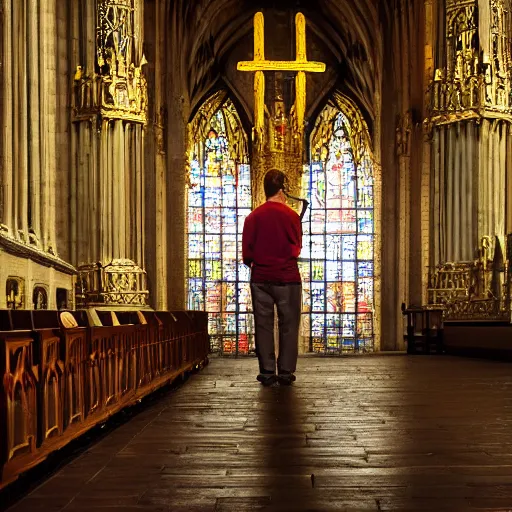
left=242, top=215, right=254, bottom=267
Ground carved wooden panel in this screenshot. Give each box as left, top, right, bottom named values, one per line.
left=158, top=312, right=180, bottom=372
left=0, top=332, right=38, bottom=485
left=154, top=312, right=175, bottom=371
left=148, top=322, right=161, bottom=380
left=103, top=331, right=117, bottom=407
left=178, top=312, right=192, bottom=364
left=117, top=328, right=136, bottom=398
left=135, top=324, right=150, bottom=388
left=143, top=324, right=154, bottom=386
left=36, top=329, right=65, bottom=445
left=149, top=314, right=167, bottom=373
left=86, top=331, right=103, bottom=416
left=62, top=328, right=86, bottom=428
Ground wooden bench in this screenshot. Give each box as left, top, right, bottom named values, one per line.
left=0, top=309, right=209, bottom=489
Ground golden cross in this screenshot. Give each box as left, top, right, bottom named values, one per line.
left=237, top=12, right=326, bottom=134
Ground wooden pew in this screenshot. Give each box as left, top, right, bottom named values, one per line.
left=0, top=330, right=38, bottom=487
left=0, top=308, right=209, bottom=489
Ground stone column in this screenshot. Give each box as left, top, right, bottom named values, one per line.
left=72, top=0, right=150, bottom=309
left=39, top=0, right=58, bottom=254
left=152, top=0, right=168, bottom=310
left=1, top=0, right=55, bottom=249
left=12, top=0, right=21, bottom=239
left=28, top=0, right=41, bottom=244
left=1, top=0, right=14, bottom=235
left=18, top=0, right=29, bottom=242
left=427, top=0, right=511, bottom=265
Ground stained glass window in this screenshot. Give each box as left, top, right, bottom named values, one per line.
left=300, top=111, right=374, bottom=353
left=187, top=99, right=254, bottom=354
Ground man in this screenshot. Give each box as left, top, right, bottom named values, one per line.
left=242, top=169, right=302, bottom=386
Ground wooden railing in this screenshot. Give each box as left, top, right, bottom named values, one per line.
left=0, top=310, right=209, bottom=488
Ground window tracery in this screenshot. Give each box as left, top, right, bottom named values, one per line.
left=301, top=99, right=375, bottom=353
left=186, top=95, right=252, bottom=354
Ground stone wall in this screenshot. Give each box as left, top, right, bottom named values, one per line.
left=0, top=251, right=74, bottom=310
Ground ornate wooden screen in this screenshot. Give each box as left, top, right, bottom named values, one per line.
left=300, top=105, right=375, bottom=353
left=186, top=96, right=253, bottom=354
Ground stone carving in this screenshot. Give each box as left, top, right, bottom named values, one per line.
left=73, top=0, right=148, bottom=124
left=396, top=111, right=412, bottom=157
left=77, top=258, right=149, bottom=308
left=428, top=0, right=512, bottom=121
left=425, top=1, right=512, bottom=323
left=428, top=236, right=510, bottom=320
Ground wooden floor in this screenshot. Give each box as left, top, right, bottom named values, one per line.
left=7, top=355, right=512, bottom=511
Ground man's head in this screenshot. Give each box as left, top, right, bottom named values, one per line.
left=264, top=169, right=286, bottom=199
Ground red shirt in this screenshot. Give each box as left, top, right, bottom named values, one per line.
left=242, top=201, right=302, bottom=283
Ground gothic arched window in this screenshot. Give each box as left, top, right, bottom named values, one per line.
left=186, top=94, right=253, bottom=354
left=300, top=98, right=375, bottom=353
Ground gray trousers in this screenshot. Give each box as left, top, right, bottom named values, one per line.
left=250, top=283, right=302, bottom=375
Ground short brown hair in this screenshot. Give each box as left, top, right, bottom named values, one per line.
left=264, top=169, right=286, bottom=199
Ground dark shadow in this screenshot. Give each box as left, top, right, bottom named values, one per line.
left=256, top=383, right=311, bottom=508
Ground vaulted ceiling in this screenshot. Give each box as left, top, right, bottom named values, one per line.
left=167, top=0, right=394, bottom=126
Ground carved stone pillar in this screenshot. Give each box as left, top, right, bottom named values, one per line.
left=72, top=0, right=150, bottom=309
left=427, top=0, right=512, bottom=265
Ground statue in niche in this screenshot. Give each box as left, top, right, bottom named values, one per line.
left=115, top=84, right=130, bottom=108
left=464, top=48, right=477, bottom=79
left=447, top=80, right=462, bottom=110
left=6, top=278, right=24, bottom=310
left=396, top=112, right=411, bottom=157
left=462, top=46, right=478, bottom=108
left=273, top=104, right=286, bottom=152
left=33, top=286, right=48, bottom=310
left=432, top=68, right=444, bottom=110
left=484, top=63, right=493, bottom=103
left=127, top=63, right=136, bottom=106
left=79, top=76, right=93, bottom=109
left=455, top=50, right=464, bottom=80
left=468, top=74, right=479, bottom=107
left=267, top=75, right=289, bottom=154
left=496, top=79, right=507, bottom=106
